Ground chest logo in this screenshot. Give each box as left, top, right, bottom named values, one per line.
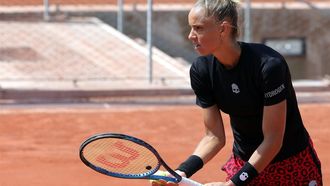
left=231, top=83, right=240, bottom=94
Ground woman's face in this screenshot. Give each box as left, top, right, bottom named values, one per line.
left=188, top=7, right=223, bottom=56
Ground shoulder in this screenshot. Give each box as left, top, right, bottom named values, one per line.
left=243, top=42, right=288, bottom=73
left=191, top=55, right=213, bottom=70
left=243, top=42, right=285, bottom=60
left=190, top=55, right=214, bottom=76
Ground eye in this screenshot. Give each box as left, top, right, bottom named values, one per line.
left=193, top=26, right=203, bottom=33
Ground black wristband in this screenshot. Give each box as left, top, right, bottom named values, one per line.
left=230, top=162, right=258, bottom=186
left=176, top=155, right=204, bottom=178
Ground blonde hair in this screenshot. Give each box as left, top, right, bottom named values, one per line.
left=193, top=0, right=239, bottom=38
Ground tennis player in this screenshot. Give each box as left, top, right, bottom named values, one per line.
left=151, top=0, right=323, bottom=185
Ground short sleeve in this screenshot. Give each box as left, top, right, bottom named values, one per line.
left=261, top=57, right=288, bottom=106
left=190, top=57, right=215, bottom=108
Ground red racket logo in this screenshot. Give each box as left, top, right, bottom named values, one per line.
left=96, top=141, right=140, bottom=168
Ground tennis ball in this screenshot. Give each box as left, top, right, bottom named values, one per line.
left=155, top=170, right=167, bottom=176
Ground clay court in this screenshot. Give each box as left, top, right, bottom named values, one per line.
left=0, top=102, right=329, bottom=186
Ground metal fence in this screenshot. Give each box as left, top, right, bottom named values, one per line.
left=0, top=0, right=329, bottom=93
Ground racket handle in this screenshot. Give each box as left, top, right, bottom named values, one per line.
left=179, top=177, right=203, bottom=186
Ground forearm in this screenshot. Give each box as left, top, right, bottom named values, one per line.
left=227, top=138, right=283, bottom=186
left=194, top=105, right=226, bottom=164
left=248, top=135, right=283, bottom=173
left=177, top=105, right=226, bottom=178
left=193, top=133, right=225, bottom=164
left=176, top=133, right=225, bottom=178
left=230, top=101, right=286, bottom=186
left=248, top=100, right=286, bottom=172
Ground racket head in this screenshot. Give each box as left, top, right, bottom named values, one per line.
left=79, top=133, right=178, bottom=182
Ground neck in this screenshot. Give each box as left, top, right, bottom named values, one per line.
left=214, top=41, right=241, bottom=69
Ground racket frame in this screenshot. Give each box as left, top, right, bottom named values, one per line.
left=79, top=133, right=182, bottom=182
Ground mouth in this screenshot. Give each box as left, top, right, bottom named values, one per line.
left=193, top=43, right=201, bottom=49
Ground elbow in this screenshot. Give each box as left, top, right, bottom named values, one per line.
left=217, top=135, right=226, bottom=151
left=206, top=134, right=225, bottom=152
left=220, top=137, right=226, bottom=149
left=276, top=139, right=284, bottom=153
left=274, top=141, right=283, bottom=155
left=264, top=136, right=283, bottom=154
left=212, top=139, right=225, bottom=155
left=274, top=134, right=284, bottom=152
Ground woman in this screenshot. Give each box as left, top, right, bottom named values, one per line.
left=152, top=0, right=322, bottom=185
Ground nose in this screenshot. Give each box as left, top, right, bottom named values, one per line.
left=188, top=28, right=196, bottom=41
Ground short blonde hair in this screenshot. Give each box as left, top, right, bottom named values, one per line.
left=193, top=0, right=239, bottom=38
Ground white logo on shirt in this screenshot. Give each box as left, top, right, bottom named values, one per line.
left=239, top=172, right=249, bottom=181
left=264, top=84, right=285, bottom=98
left=231, top=83, right=240, bottom=94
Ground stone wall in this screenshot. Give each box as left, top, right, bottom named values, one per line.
left=2, top=5, right=328, bottom=80
left=96, top=7, right=329, bottom=80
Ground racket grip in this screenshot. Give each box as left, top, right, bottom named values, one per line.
left=179, top=177, right=203, bottom=186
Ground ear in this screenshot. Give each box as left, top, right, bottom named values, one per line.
left=219, top=24, right=225, bottom=33
left=218, top=23, right=226, bottom=38
left=220, top=21, right=232, bottom=36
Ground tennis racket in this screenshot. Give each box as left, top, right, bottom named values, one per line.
left=79, top=133, right=203, bottom=186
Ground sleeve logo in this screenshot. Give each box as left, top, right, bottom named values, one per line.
left=264, top=84, right=285, bottom=98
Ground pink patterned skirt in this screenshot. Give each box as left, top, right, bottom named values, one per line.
left=221, top=141, right=322, bottom=186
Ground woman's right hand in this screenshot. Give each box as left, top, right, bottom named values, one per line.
left=150, top=179, right=178, bottom=186
left=150, top=170, right=186, bottom=186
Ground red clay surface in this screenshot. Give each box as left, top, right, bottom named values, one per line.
left=0, top=103, right=329, bottom=186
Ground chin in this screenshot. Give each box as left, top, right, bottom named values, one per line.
left=196, top=49, right=211, bottom=56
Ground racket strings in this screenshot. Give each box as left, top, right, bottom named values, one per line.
left=82, top=138, right=159, bottom=176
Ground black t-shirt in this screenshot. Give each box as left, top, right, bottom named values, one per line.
left=190, top=42, right=309, bottom=162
